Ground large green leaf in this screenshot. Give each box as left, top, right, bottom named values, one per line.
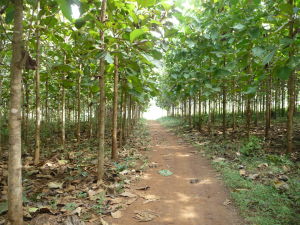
left=275, top=66, right=292, bottom=80
left=262, top=50, right=276, bottom=65
left=138, top=0, right=156, bottom=7
left=56, top=0, right=72, bottom=21
left=130, top=28, right=148, bottom=42
left=252, top=47, right=265, bottom=57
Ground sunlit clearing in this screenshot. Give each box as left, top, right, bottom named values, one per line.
left=71, top=4, right=80, bottom=19
left=143, top=99, right=167, bottom=120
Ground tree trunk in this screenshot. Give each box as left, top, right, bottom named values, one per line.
left=77, top=67, right=81, bottom=143
left=246, top=96, right=251, bottom=138
left=265, top=75, right=271, bottom=138
left=0, top=77, right=2, bottom=153
left=34, top=1, right=41, bottom=164
left=112, top=53, right=119, bottom=160
left=88, top=91, right=93, bottom=138
left=97, top=0, right=107, bottom=181
left=8, top=0, right=24, bottom=224
left=287, top=0, right=295, bottom=153
left=188, top=97, right=192, bottom=127
left=61, top=75, right=66, bottom=148
left=198, top=91, right=202, bottom=131
left=121, top=91, right=127, bottom=145
left=222, top=86, right=226, bottom=137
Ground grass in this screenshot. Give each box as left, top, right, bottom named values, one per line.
left=158, top=116, right=300, bottom=225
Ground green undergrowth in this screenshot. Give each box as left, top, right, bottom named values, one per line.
left=158, top=116, right=300, bottom=225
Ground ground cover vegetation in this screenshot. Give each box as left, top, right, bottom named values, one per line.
left=159, top=116, right=300, bottom=225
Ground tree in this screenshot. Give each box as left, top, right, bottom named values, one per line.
left=8, top=0, right=24, bottom=224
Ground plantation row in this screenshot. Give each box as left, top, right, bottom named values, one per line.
left=158, top=0, right=299, bottom=152
left=0, top=0, right=170, bottom=224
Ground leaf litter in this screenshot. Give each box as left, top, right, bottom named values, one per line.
left=0, top=124, right=151, bottom=224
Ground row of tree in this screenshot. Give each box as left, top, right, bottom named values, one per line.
left=0, top=0, right=171, bottom=224
left=158, top=0, right=299, bottom=151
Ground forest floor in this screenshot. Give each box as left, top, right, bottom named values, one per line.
left=0, top=118, right=299, bottom=225
left=106, top=121, right=244, bottom=225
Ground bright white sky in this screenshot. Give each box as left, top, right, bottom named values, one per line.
left=143, top=99, right=167, bottom=120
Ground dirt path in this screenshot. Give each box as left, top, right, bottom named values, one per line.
left=107, top=121, right=243, bottom=225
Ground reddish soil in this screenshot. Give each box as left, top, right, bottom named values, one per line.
left=106, top=121, right=244, bottom=225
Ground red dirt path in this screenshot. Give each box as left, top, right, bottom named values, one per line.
left=106, top=121, right=244, bottom=225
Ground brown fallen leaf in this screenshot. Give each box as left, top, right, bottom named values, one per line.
left=120, top=191, right=137, bottom=198
left=223, top=199, right=231, bottom=206
left=135, top=186, right=150, bottom=191
left=239, top=169, right=246, bottom=176
left=71, top=207, right=82, bottom=216
left=111, top=210, right=122, bottom=219
left=126, top=197, right=137, bottom=205
left=99, top=218, right=109, bottom=225
left=109, top=198, right=123, bottom=205
left=48, top=181, right=64, bottom=189
left=133, top=210, right=158, bottom=222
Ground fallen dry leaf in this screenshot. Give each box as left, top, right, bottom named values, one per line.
left=223, top=199, right=231, bottom=206
left=48, top=181, right=64, bottom=189
left=133, top=210, right=158, bottom=222
left=126, top=197, right=137, bottom=205
left=142, top=194, right=160, bottom=204
left=120, top=191, right=137, bottom=198
left=111, top=210, right=122, bottom=219
left=135, top=186, right=150, bottom=191
left=110, top=198, right=123, bottom=205
left=239, top=169, right=246, bottom=176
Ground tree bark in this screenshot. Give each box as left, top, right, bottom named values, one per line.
left=198, top=91, right=202, bottom=131
left=287, top=0, right=295, bottom=153
left=61, top=72, right=66, bottom=148
left=77, top=66, right=81, bottom=143
left=112, top=53, right=119, bottom=160
left=8, top=0, right=24, bottom=224
left=265, top=74, right=271, bottom=138
left=34, top=0, right=41, bottom=165
left=0, top=77, right=2, bottom=153
left=222, top=86, right=226, bottom=137
left=97, top=0, right=107, bottom=181
left=121, top=90, right=127, bottom=145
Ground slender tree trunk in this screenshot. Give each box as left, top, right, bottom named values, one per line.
left=193, top=96, right=196, bottom=127
left=121, top=91, right=127, bottom=145
left=222, top=86, right=226, bottom=137
left=97, top=0, right=107, bottom=181
left=265, top=75, right=271, bottom=138
left=287, top=0, right=296, bottom=152
left=0, top=77, right=2, bottom=153
left=198, top=91, right=202, bottom=131
left=127, top=96, right=132, bottom=137
left=208, top=99, right=212, bottom=134
left=45, top=78, right=49, bottom=123
left=88, top=91, right=93, bottom=138
left=8, top=1, right=24, bottom=223
left=34, top=2, right=41, bottom=164
left=77, top=67, right=81, bottom=143
left=281, top=83, right=285, bottom=117
left=112, top=53, right=119, bottom=160
left=119, top=87, right=123, bottom=148
left=188, top=96, right=192, bottom=127
left=246, top=96, right=251, bottom=138
left=61, top=77, right=66, bottom=148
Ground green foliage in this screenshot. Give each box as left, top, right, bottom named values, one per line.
left=240, top=136, right=263, bottom=157
left=63, top=202, right=77, bottom=211
left=92, top=193, right=106, bottom=214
